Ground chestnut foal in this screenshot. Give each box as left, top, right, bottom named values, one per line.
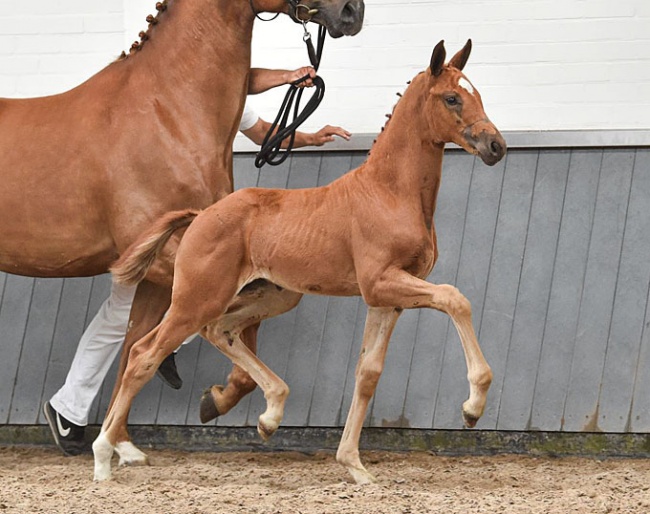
left=95, top=40, right=506, bottom=484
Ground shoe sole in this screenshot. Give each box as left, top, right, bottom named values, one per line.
left=43, top=402, right=69, bottom=456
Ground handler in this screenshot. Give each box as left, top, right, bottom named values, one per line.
left=43, top=66, right=351, bottom=456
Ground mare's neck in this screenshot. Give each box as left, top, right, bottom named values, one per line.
left=363, top=73, right=445, bottom=227
left=126, top=0, right=255, bottom=111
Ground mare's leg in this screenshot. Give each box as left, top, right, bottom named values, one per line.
left=202, top=325, right=290, bottom=441
left=336, top=307, right=401, bottom=485
left=105, top=280, right=171, bottom=466
left=92, top=313, right=196, bottom=481
left=364, top=270, right=492, bottom=427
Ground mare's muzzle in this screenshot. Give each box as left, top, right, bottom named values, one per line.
left=316, top=0, right=365, bottom=38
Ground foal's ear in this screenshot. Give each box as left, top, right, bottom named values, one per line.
left=430, top=40, right=446, bottom=77
left=449, top=39, right=472, bottom=71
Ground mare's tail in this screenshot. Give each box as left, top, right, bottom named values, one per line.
left=110, top=209, right=200, bottom=286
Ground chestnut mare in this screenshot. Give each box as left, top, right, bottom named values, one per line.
left=96, top=40, right=506, bottom=483
left=0, top=0, right=363, bottom=453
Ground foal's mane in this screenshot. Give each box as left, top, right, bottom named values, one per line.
left=368, top=71, right=424, bottom=157
left=116, top=0, right=171, bottom=61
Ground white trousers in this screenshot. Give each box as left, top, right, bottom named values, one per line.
left=49, top=281, right=195, bottom=426
left=50, top=282, right=136, bottom=426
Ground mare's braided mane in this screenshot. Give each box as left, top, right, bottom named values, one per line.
left=116, top=0, right=170, bottom=61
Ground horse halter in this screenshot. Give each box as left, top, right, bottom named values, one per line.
left=249, top=0, right=318, bottom=22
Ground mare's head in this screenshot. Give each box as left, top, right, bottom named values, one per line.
left=273, top=0, right=365, bottom=37
left=424, top=40, right=506, bottom=166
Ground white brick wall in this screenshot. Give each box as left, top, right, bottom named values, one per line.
left=0, top=0, right=124, bottom=97
left=0, top=0, right=648, bottom=134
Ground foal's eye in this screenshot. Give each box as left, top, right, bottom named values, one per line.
left=445, top=96, right=459, bottom=106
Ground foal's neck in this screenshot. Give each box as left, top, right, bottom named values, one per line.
left=364, top=72, right=444, bottom=226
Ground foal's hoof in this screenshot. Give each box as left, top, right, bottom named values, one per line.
left=462, top=409, right=480, bottom=428
left=257, top=418, right=278, bottom=442
left=348, top=467, right=377, bottom=486
left=200, top=387, right=222, bottom=424
left=116, top=441, right=149, bottom=467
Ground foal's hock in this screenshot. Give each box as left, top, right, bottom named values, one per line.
left=96, top=39, right=506, bottom=485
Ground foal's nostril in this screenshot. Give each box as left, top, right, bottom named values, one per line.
left=490, top=140, right=502, bottom=155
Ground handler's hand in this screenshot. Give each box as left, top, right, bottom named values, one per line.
left=286, top=66, right=317, bottom=87
left=311, top=125, right=352, bottom=146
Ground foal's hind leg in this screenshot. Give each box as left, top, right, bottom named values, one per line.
left=336, top=307, right=401, bottom=484
left=93, top=313, right=197, bottom=481
left=202, top=325, right=290, bottom=441
left=200, top=282, right=303, bottom=423
left=106, top=280, right=172, bottom=467
left=199, top=323, right=260, bottom=423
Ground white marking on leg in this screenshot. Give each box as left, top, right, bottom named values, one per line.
left=92, top=431, right=115, bottom=481
left=115, top=440, right=149, bottom=467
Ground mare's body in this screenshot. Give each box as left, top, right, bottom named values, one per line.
left=0, top=0, right=364, bottom=452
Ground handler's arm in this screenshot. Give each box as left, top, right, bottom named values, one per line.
left=248, top=67, right=316, bottom=95
left=241, top=118, right=351, bottom=148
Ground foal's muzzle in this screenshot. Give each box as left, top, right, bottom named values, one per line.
left=463, top=123, right=507, bottom=166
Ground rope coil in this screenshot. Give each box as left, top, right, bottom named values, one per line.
left=255, top=24, right=327, bottom=168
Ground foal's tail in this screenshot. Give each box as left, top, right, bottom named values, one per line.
left=110, top=209, right=200, bottom=286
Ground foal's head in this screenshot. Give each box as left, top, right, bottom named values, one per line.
left=424, top=40, right=506, bottom=166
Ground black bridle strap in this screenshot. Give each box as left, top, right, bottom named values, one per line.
left=255, top=24, right=327, bottom=168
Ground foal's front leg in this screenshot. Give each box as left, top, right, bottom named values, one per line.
left=364, top=269, right=493, bottom=427
left=336, top=307, right=401, bottom=485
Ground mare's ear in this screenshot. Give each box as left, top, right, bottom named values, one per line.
left=449, top=39, right=472, bottom=71
left=430, top=40, right=446, bottom=77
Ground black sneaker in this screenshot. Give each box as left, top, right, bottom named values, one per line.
left=156, top=352, right=183, bottom=390
left=42, top=401, right=86, bottom=456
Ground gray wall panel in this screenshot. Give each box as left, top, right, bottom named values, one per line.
left=3, top=147, right=650, bottom=436
left=529, top=150, right=602, bottom=431
left=0, top=276, right=34, bottom=423
left=9, top=279, right=63, bottom=424
left=308, top=296, right=361, bottom=427
left=563, top=150, right=635, bottom=432
left=283, top=295, right=330, bottom=426
left=496, top=150, right=571, bottom=430
left=598, top=150, right=650, bottom=432
left=287, top=153, right=322, bottom=189
left=631, top=286, right=650, bottom=432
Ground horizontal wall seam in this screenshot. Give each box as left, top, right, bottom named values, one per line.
left=234, top=130, right=650, bottom=153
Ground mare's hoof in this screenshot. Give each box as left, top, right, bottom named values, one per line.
left=462, top=410, right=479, bottom=428
left=200, top=388, right=221, bottom=424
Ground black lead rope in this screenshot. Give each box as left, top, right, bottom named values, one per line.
left=255, top=24, right=327, bottom=168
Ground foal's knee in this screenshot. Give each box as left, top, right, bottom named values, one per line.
left=357, top=360, right=384, bottom=397
left=438, top=285, right=471, bottom=318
